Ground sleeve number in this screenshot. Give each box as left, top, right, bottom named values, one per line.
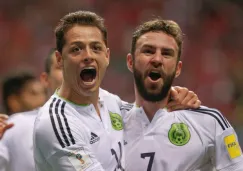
left=141, top=152, right=155, bottom=171
left=111, top=141, right=124, bottom=171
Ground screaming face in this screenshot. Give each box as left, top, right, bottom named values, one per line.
left=57, top=25, right=110, bottom=97
left=130, top=31, right=182, bottom=102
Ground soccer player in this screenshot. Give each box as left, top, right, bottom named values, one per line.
left=123, top=19, right=243, bottom=171
left=0, top=48, right=62, bottom=171
left=33, top=11, right=126, bottom=171
left=1, top=70, right=46, bottom=115
left=33, top=11, right=201, bottom=171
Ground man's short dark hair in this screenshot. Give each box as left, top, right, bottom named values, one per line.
left=131, top=19, right=183, bottom=61
left=1, top=70, right=36, bottom=113
left=55, top=11, right=107, bottom=53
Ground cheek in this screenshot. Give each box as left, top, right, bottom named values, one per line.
left=64, top=58, right=79, bottom=69
left=63, top=61, right=77, bottom=80
left=134, top=57, right=148, bottom=70
left=164, top=60, right=177, bottom=71
left=97, top=58, right=108, bottom=71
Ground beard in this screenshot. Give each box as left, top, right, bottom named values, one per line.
left=133, top=65, right=176, bottom=102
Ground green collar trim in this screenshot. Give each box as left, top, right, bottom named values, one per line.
left=55, top=89, right=89, bottom=106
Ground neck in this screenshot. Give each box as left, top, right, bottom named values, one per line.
left=135, top=87, right=169, bottom=122
left=58, top=83, right=100, bottom=115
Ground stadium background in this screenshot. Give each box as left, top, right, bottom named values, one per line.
left=0, top=0, right=243, bottom=144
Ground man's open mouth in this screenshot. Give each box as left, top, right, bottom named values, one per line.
left=148, top=71, right=161, bottom=81
left=80, top=67, right=97, bottom=82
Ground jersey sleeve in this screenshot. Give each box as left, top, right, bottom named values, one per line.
left=47, top=145, right=104, bottom=171
left=0, top=141, right=8, bottom=171
left=212, top=110, right=243, bottom=170
left=33, top=102, right=105, bottom=171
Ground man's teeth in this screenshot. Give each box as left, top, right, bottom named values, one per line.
left=82, top=67, right=95, bottom=70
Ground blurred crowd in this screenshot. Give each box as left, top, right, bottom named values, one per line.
left=0, top=0, right=242, bottom=142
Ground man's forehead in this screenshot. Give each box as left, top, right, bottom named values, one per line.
left=65, top=25, right=104, bottom=44
left=136, top=31, right=178, bottom=50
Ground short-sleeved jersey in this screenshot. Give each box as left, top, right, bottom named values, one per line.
left=123, top=105, right=243, bottom=171
left=0, top=109, right=38, bottom=171
left=33, top=88, right=125, bottom=171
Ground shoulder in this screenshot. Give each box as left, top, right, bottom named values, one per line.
left=9, top=109, right=39, bottom=123
left=34, top=98, right=54, bottom=138
left=34, top=96, right=78, bottom=158
left=99, top=88, right=125, bottom=108
left=181, top=106, right=230, bottom=131
left=0, top=110, right=38, bottom=162
left=2, top=109, right=39, bottom=140
left=34, top=95, right=67, bottom=144
left=120, top=102, right=134, bottom=111
left=37, top=94, right=74, bottom=122
left=99, top=88, right=121, bottom=101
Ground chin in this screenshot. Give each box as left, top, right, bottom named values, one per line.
left=146, top=85, right=163, bottom=93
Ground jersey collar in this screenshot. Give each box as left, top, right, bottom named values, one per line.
left=54, top=88, right=104, bottom=107
left=134, top=106, right=167, bottom=126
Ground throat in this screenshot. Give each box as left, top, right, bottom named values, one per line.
left=143, top=106, right=159, bottom=122
left=57, top=84, right=99, bottom=105
left=138, top=100, right=168, bottom=122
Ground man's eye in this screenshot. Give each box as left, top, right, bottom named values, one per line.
left=72, top=47, right=80, bottom=52
left=143, top=49, right=154, bottom=54
left=162, top=52, right=173, bottom=57
left=93, top=46, right=102, bottom=51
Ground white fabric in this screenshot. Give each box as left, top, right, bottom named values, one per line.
left=123, top=105, right=243, bottom=171
left=33, top=88, right=125, bottom=171
left=0, top=109, right=39, bottom=171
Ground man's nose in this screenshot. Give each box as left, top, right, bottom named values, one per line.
left=150, top=52, right=162, bottom=68
left=83, top=48, right=94, bottom=63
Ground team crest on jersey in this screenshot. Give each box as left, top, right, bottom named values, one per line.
left=109, top=111, right=123, bottom=131
left=168, top=123, right=191, bottom=146
left=67, top=147, right=93, bottom=170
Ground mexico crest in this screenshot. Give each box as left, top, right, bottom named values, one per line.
left=168, top=123, right=190, bottom=146
left=109, top=111, right=123, bottom=131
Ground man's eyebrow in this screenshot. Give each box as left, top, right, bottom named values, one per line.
left=141, top=44, right=155, bottom=49
left=70, top=41, right=103, bottom=46
left=162, top=48, right=175, bottom=53
left=140, top=45, right=175, bottom=53
left=70, top=41, right=83, bottom=46
left=90, top=41, right=103, bottom=46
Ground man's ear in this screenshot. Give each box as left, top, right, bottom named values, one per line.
left=127, top=53, right=134, bottom=73
left=39, top=72, right=49, bottom=89
left=106, top=48, right=110, bottom=66
left=7, top=95, right=21, bottom=113
left=56, top=51, right=63, bottom=68
left=175, top=61, right=182, bottom=78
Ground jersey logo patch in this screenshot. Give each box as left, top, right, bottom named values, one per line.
left=90, top=132, right=100, bottom=144
left=168, top=123, right=191, bottom=146
left=224, top=134, right=242, bottom=159
left=67, top=147, right=93, bottom=170
left=109, top=111, right=123, bottom=131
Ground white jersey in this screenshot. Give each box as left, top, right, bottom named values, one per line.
left=0, top=109, right=39, bottom=171
left=33, top=88, right=125, bottom=171
left=123, top=105, right=243, bottom=171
